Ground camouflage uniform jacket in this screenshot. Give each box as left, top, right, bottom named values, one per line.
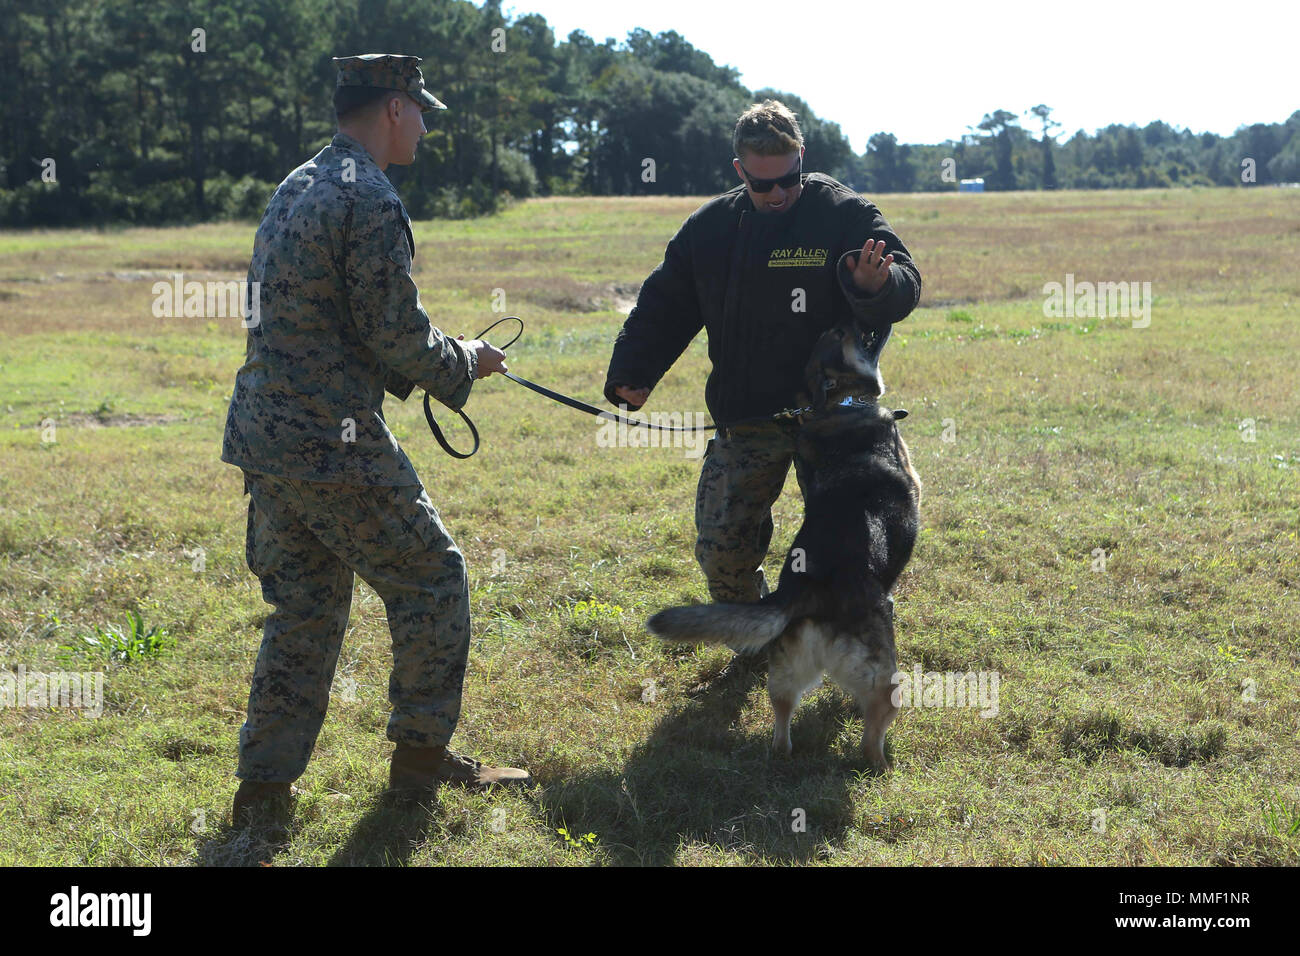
left=222, top=131, right=477, bottom=486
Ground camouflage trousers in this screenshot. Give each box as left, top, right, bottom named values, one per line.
left=237, top=471, right=471, bottom=782
left=694, top=420, right=812, bottom=605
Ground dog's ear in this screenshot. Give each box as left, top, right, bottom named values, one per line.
left=803, top=357, right=831, bottom=412
left=812, top=377, right=831, bottom=412
left=892, top=408, right=909, bottom=421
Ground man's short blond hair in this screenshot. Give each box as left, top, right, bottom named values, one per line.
left=733, top=99, right=804, bottom=159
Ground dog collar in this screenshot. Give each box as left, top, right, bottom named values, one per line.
left=771, top=395, right=876, bottom=426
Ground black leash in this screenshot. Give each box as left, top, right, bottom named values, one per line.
left=423, top=315, right=821, bottom=459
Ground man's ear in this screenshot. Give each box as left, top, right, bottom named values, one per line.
left=388, top=92, right=409, bottom=123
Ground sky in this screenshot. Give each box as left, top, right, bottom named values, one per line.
left=500, top=0, right=1298, bottom=152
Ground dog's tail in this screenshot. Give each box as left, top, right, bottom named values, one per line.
left=646, top=599, right=792, bottom=652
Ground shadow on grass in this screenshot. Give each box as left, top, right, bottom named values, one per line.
left=543, top=661, right=876, bottom=865
left=325, top=796, right=439, bottom=866
left=194, top=796, right=437, bottom=867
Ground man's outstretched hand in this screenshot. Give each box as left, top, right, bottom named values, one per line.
left=458, top=333, right=508, bottom=378
left=847, top=238, right=895, bottom=295
left=614, top=384, right=651, bottom=407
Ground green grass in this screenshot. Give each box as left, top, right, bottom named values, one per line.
left=1, top=186, right=1298, bottom=865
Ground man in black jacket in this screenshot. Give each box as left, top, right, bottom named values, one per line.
left=604, top=100, right=921, bottom=682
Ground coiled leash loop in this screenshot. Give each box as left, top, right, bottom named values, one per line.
left=421, top=400, right=480, bottom=459
left=422, top=316, right=522, bottom=459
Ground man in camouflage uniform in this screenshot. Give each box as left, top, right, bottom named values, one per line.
left=223, top=54, right=529, bottom=825
left=604, top=100, right=922, bottom=689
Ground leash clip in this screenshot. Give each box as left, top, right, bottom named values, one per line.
left=773, top=405, right=812, bottom=422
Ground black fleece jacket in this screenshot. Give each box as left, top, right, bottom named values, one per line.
left=604, top=173, right=921, bottom=424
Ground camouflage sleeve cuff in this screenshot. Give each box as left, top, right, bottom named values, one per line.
left=441, top=338, right=476, bottom=411
left=385, top=368, right=416, bottom=401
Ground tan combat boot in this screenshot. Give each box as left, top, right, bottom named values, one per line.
left=388, top=743, right=532, bottom=794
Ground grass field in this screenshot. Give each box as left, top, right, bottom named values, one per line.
left=1, top=186, right=1298, bottom=866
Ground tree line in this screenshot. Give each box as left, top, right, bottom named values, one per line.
left=2, top=0, right=1297, bottom=226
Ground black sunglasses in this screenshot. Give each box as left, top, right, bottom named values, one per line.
left=738, top=155, right=802, bottom=193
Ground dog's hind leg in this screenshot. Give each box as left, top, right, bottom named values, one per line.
left=770, top=689, right=796, bottom=758
left=767, top=623, right=824, bottom=758
left=828, top=638, right=900, bottom=774
left=857, top=676, right=900, bottom=774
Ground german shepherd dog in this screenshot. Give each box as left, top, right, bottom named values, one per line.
left=647, top=322, right=921, bottom=772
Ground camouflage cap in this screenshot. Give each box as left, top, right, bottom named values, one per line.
left=332, top=53, right=447, bottom=111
